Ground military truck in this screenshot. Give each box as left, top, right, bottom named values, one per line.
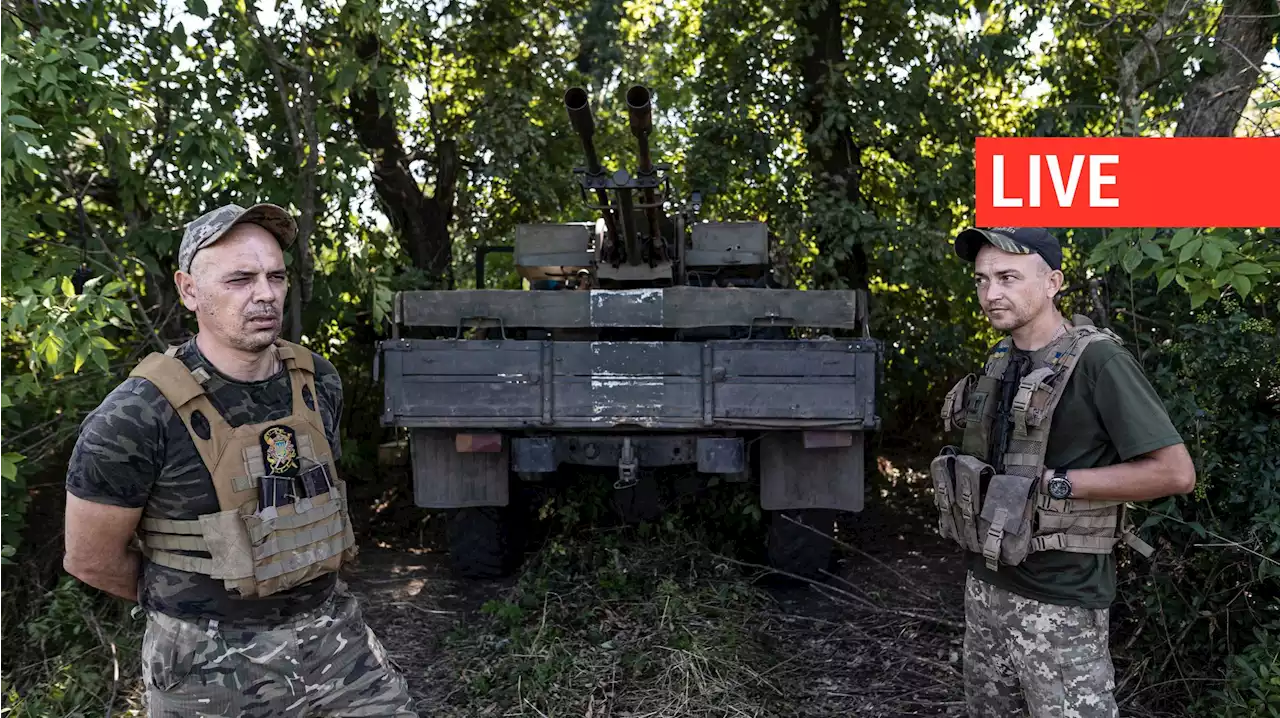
left=376, top=85, right=879, bottom=578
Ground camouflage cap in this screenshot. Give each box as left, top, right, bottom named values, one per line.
left=954, top=227, right=1062, bottom=271
left=178, top=203, right=298, bottom=274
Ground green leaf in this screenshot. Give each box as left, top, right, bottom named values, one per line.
left=1157, top=268, right=1176, bottom=291
left=90, top=345, right=109, bottom=373
left=1122, top=246, right=1143, bottom=274
left=1141, top=242, right=1163, bottom=261
left=1235, top=274, right=1252, bottom=298
left=61, top=276, right=75, bottom=297
left=1214, top=269, right=1233, bottom=288
left=1191, top=287, right=1215, bottom=309
left=1, top=453, right=23, bottom=481
left=8, top=301, right=29, bottom=330
left=92, top=335, right=119, bottom=351
left=1179, top=237, right=1203, bottom=264
left=74, top=342, right=88, bottom=373
left=1233, top=262, right=1266, bottom=275
left=1137, top=227, right=1156, bottom=242
left=188, top=0, right=208, bottom=16
left=5, top=114, right=41, bottom=129
left=1169, top=228, right=1195, bottom=250
left=1202, top=242, right=1222, bottom=269
left=75, top=52, right=99, bottom=71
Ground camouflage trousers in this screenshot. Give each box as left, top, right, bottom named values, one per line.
left=963, top=572, right=1117, bottom=718
left=141, top=583, right=417, bottom=717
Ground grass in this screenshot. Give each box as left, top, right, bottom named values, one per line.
left=437, top=521, right=794, bottom=717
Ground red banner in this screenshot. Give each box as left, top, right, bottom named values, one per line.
left=974, top=137, right=1280, bottom=228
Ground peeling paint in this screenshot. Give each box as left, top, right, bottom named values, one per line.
left=589, top=288, right=665, bottom=327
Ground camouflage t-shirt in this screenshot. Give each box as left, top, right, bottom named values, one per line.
left=65, top=338, right=345, bottom=624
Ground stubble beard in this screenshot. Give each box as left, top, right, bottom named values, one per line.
left=201, top=303, right=281, bottom=354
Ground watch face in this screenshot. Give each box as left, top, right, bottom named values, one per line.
left=1049, top=477, right=1071, bottom=499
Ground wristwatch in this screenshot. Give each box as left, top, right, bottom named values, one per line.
left=1047, top=468, right=1072, bottom=500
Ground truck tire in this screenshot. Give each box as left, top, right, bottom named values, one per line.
left=766, top=509, right=837, bottom=580
left=446, top=506, right=513, bottom=579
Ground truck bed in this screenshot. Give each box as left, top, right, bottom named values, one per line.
left=378, top=338, right=878, bottom=431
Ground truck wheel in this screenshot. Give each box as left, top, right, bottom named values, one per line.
left=766, top=509, right=837, bottom=580
left=446, top=506, right=514, bottom=579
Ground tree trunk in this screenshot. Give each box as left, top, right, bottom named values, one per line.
left=1175, top=0, right=1277, bottom=137
left=350, top=36, right=458, bottom=287
left=794, top=0, right=868, bottom=291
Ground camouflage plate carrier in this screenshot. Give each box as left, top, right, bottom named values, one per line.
left=931, top=316, right=1154, bottom=570
left=130, top=339, right=357, bottom=598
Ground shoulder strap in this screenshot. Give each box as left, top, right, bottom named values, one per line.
left=129, top=352, right=231, bottom=477
left=982, top=337, right=1013, bottom=377
left=274, top=340, right=328, bottom=444
left=130, top=353, right=207, bottom=410
left=275, top=339, right=315, bottom=375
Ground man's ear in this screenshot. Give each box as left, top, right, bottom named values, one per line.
left=174, top=271, right=198, bottom=311
left=1047, top=269, right=1065, bottom=298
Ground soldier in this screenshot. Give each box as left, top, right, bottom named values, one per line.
left=62, top=204, right=417, bottom=717
left=935, top=227, right=1196, bottom=717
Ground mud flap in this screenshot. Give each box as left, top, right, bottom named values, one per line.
left=759, top=431, right=864, bottom=513
left=411, top=429, right=510, bottom=508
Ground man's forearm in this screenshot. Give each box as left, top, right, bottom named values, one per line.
left=66, top=549, right=141, bottom=602
left=1053, top=446, right=1196, bottom=502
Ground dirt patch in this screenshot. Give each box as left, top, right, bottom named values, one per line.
left=345, top=452, right=978, bottom=716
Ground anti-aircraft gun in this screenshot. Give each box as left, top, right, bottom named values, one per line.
left=375, top=85, right=880, bottom=579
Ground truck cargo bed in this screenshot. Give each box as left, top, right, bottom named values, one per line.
left=378, top=338, right=878, bottom=430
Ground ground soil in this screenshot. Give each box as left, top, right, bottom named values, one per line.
left=344, top=448, right=976, bottom=716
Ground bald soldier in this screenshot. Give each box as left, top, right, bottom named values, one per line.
left=933, top=227, right=1196, bottom=717
left=63, top=204, right=417, bottom=717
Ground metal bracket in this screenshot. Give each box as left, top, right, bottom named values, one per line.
left=747, top=315, right=795, bottom=339
left=455, top=316, right=507, bottom=340
left=615, top=437, right=638, bottom=489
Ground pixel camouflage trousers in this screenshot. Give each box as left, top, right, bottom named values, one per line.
left=964, top=572, right=1118, bottom=718
left=141, top=582, right=417, bottom=718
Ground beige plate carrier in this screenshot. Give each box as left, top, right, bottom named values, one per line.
left=931, top=316, right=1154, bottom=571
left=130, top=340, right=357, bottom=598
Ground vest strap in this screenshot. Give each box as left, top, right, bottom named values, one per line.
left=983, top=507, right=1009, bottom=570
left=144, top=547, right=217, bottom=575
left=1031, top=533, right=1116, bottom=554
left=141, top=517, right=204, bottom=535
left=254, top=532, right=352, bottom=581
left=144, top=533, right=210, bottom=552
left=252, top=515, right=345, bottom=562
left=247, top=492, right=343, bottom=543
left=1122, top=530, right=1155, bottom=557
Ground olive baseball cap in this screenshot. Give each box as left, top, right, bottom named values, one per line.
left=178, top=203, right=298, bottom=273
left=954, top=227, right=1062, bottom=271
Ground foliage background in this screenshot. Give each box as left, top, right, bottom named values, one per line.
left=2, top=0, right=1278, bottom=714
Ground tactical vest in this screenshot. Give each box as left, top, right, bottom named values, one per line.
left=129, top=339, right=357, bottom=598
left=931, top=315, right=1154, bottom=571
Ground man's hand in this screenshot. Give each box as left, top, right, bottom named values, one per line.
left=1048, top=443, right=1196, bottom=502
left=63, top=493, right=143, bottom=602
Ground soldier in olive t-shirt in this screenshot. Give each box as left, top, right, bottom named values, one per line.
left=947, top=226, right=1196, bottom=718
left=965, top=339, right=1185, bottom=609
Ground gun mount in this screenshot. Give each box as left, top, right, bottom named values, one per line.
left=376, top=83, right=880, bottom=583
left=565, top=85, right=675, bottom=284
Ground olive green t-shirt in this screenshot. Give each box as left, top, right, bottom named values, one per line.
left=965, top=338, right=1184, bottom=609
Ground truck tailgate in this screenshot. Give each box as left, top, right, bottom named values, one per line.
left=379, top=339, right=877, bottom=430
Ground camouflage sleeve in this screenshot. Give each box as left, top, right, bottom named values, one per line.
left=65, top=377, right=169, bottom=509
left=311, top=353, right=344, bottom=462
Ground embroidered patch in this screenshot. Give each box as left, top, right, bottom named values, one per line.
left=259, top=425, right=300, bottom=476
